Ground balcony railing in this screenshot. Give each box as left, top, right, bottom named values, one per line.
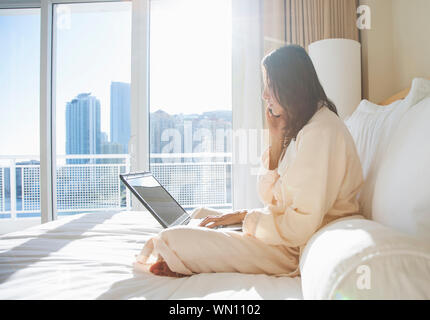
left=150, top=152, right=232, bottom=209
left=0, top=153, right=232, bottom=220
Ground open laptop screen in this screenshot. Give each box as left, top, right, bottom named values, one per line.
left=125, top=173, right=188, bottom=227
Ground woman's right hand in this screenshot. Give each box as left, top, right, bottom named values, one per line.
left=198, top=210, right=247, bottom=229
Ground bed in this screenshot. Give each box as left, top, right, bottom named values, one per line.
left=0, top=210, right=302, bottom=299
left=1, top=80, right=429, bottom=300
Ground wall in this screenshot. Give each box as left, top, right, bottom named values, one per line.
left=359, top=0, right=395, bottom=103
left=391, top=0, right=430, bottom=93
left=360, top=0, right=430, bottom=103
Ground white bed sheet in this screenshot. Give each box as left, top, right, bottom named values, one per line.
left=0, top=211, right=302, bottom=300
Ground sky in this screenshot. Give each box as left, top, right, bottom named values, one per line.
left=0, top=0, right=232, bottom=157
left=0, top=8, right=40, bottom=157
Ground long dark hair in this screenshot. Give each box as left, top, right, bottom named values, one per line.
left=262, top=45, right=338, bottom=146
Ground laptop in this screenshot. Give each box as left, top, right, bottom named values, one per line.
left=120, top=172, right=242, bottom=231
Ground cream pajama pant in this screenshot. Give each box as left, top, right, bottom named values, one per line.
left=134, top=207, right=301, bottom=277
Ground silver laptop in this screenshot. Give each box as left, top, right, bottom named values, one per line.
left=120, top=172, right=242, bottom=231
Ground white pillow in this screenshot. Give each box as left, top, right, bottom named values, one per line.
left=345, top=78, right=430, bottom=220
left=372, top=96, right=430, bottom=242
left=345, top=99, right=401, bottom=180
left=300, top=217, right=430, bottom=299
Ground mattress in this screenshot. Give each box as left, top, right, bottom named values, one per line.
left=0, top=211, right=303, bottom=299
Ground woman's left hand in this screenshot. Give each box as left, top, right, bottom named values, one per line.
left=199, top=211, right=247, bottom=229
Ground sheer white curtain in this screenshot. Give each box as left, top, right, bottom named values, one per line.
left=231, top=0, right=266, bottom=210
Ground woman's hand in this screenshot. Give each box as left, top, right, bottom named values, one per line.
left=266, top=106, right=287, bottom=146
left=266, top=107, right=288, bottom=170
left=198, top=210, right=247, bottom=229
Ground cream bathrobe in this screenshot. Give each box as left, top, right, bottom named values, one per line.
left=135, top=106, right=364, bottom=277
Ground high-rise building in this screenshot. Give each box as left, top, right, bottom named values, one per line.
left=110, top=82, right=131, bottom=154
left=149, top=109, right=232, bottom=163
left=66, top=93, right=101, bottom=164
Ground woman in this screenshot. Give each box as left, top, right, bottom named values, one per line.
left=135, top=45, right=364, bottom=278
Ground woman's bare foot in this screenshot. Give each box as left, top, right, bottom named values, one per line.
left=149, top=260, right=186, bottom=278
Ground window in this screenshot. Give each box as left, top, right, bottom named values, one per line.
left=52, top=2, right=132, bottom=217
left=1, top=0, right=262, bottom=227
left=0, top=8, right=41, bottom=233
left=149, top=0, right=233, bottom=211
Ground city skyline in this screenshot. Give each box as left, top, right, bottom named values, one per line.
left=2, top=81, right=233, bottom=216
left=65, top=82, right=232, bottom=160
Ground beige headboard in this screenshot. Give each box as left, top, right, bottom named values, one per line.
left=378, top=78, right=430, bottom=106
left=379, top=87, right=411, bottom=106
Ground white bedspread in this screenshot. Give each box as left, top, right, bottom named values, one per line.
left=0, top=211, right=302, bottom=299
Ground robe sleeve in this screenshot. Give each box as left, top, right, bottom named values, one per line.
left=256, top=147, right=280, bottom=206
left=243, top=123, right=348, bottom=247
